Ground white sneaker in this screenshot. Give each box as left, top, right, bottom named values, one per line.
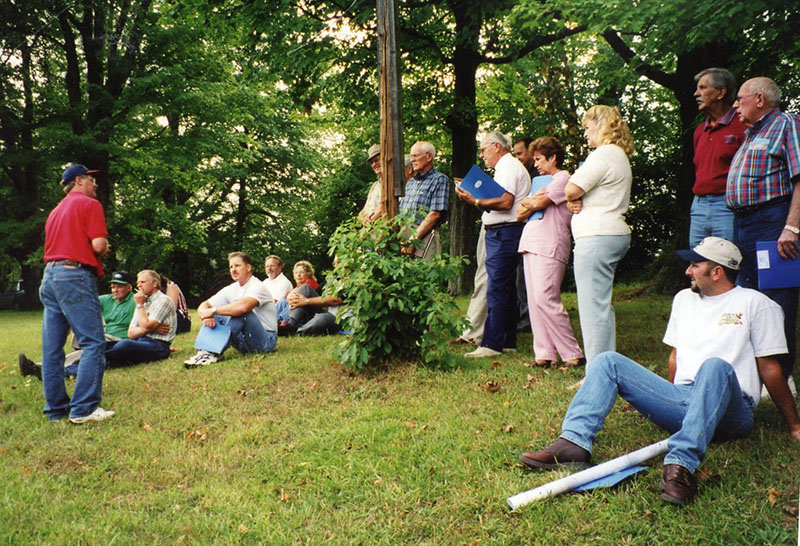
left=69, top=407, right=115, bottom=424
left=184, top=350, right=220, bottom=369
left=464, top=346, right=503, bottom=359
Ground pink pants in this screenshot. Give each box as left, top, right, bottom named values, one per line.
left=522, top=252, right=584, bottom=362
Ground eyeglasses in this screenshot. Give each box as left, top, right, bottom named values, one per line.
left=734, top=93, right=759, bottom=103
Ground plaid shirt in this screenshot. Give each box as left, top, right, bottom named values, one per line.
left=131, top=289, right=176, bottom=342
left=399, top=167, right=450, bottom=226
left=726, top=108, right=800, bottom=209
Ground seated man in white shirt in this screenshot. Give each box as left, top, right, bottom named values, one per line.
left=263, top=255, right=293, bottom=302
left=184, top=252, right=277, bottom=368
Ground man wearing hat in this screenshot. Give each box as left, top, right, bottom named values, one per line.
left=20, top=270, right=137, bottom=380
left=518, top=237, right=800, bottom=505
left=358, top=144, right=386, bottom=223
left=37, top=164, right=114, bottom=424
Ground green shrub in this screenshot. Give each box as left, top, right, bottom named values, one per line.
left=326, top=215, right=469, bottom=370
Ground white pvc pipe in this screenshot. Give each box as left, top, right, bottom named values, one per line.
left=507, top=439, right=670, bottom=511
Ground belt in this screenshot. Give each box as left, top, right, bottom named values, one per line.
left=731, top=195, right=791, bottom=215
left=47, top=260, right=97, bottom=275
left=484, top=221, right=525, bottom=230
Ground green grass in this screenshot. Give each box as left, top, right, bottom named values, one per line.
left=1, top=288, right=798, bottom=545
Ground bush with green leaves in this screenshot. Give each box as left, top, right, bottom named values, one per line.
left=326, top=215, right=469, bottom=370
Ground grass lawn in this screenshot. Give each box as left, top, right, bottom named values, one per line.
left=1, top=286, right=798, bottom=545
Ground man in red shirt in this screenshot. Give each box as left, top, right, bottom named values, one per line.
left=39, top=164, right=115, bottom=424
left=690, top=67, right=746, bottom=246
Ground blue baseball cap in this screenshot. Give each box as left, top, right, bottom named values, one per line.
left=61, top=164, right=100, bottom=185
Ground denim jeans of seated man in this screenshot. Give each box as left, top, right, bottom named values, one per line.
left=104, top=337, right=171, bottom=367
left=559, top=351, right=754, bottom=473
left=734, top=199, right=798, bottom=379
left=39, top=264, right=106, bottom=420
left=689, top=194, right=735, bottom=247
left=216, top=313, right=277, bottom=353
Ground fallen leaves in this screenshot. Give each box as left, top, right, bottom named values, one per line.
left=279, top=488, right=290, bottom=502
left=768, top=487, right=779, bottom=505
left=501, top=424, right=514, bottom=433
left=482, top=381, right=501, bottom=393
left=185, top=429, right=208, bottom=442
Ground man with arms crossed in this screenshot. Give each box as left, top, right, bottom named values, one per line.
left=185, top=252, right=277, bottom=367
left=39, top=164, right=113, bottom=424
left=519, top=237, right=800, bottom=505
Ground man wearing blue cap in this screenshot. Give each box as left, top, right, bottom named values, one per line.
left=518, top=237, right=800, bottom=505
left=38, top=164, right=115, bottom=424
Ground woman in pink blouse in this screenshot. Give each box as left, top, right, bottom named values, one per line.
left=516, top=137, right=584, bottom=369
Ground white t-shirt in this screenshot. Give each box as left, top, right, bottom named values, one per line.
left=569, top=144, right=632, bottom=239
left=662, top=286, right=787, bottom=405
left=263, top=272, right=293, bottom=301
left=209, top=276, right=277, bottom=332
left=482, top=153, right=531, bottom=225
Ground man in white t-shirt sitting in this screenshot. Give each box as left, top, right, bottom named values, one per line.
left=263, top=255, right=293, bottom=302
left=519, top=237, right=800, bottom=505
left=184, top=252, right=277, bottom=368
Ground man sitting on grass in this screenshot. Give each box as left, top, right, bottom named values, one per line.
left=519, top=237, right=800, bottom=505
left=184, top=252, right=277, bottom=368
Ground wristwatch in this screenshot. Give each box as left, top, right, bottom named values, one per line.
left=785, top=224, right=800, bottom=235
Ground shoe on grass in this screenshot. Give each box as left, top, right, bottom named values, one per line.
left=464, top=346, right=503, bottom=359
left=660, top=464, right=696, bottom=506
left=519, top=438, right=591, bottom=470
left=19, top=353, right=42, bottom=381
left=69, top=407, right=115, bottom=424
left=184, top=350, right=220, bottom=369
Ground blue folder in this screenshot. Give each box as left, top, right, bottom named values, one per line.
left=756, top=241, right=800, bottom=289
left=194, top=323, right=231, bottom=353
left=527, top=175, right=553, bottom=221
left=572, top=465, right=648, bottom=492
left=459, top=164, right=506, bottom=199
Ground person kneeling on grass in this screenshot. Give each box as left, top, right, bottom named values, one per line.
left=184, top=252, right=277, bottom=368
left=519, top=237, right=800, bottom=505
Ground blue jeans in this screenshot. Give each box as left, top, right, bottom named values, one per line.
left=105, top=337, right=171, bottom=367
left=560, top=352, right=754, bottom=473
left=482, top=223, right=525, bottom=351
left=689, top=194, right=735, bottom=247
left=39, top=264, right=106, bottom=420
left=275, top=299, right=290, bottom=323
left=217, top=313, right=277, bottom=354
left=573, top=234, right=630, bottom=368
left=734, top=199, right=798, bottom=378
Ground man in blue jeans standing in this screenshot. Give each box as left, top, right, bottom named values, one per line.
left=39, top=164, right=114, bottom=424
left=184, top=252, right=277, bottom=368
left=519, top=238, right=800, bottom=505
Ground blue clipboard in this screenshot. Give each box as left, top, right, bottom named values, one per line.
left=756, top=241, right=800, bottom=289
left=527, top=175, right=553, bottom=221
left=194, top=323, right=231, bottom=353
left=459, top=165, right=506, bottom=199
left=571, top=465, right=648, bottom=492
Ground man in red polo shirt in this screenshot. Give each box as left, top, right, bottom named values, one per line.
left=690, top=67, right=746, bottom=246
left=39, top=164, right=115, bottom=424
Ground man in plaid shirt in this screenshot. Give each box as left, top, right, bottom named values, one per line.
left=726, top=76, right=800, bottom=380
left=400, top=141, right=450, bottom=258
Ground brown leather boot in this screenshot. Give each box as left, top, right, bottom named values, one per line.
left=660, top=464, right=697, bottom=505
left=519, top=438, right=591, bottom=470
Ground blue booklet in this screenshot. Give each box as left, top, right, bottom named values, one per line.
left=527, top=175, right=553, bottom=221
left=572, top=465, right=648, bottom=492
left=459, top=164, right=506, bottom=199
left=756, top=241, right=800, bottom=289
left=194, top=323, right=231, bottom=353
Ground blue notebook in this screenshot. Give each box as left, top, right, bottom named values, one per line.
left=459, top=165, right=506, bottom=199
left=527, top=175, right=553, bottom=221
left=756, top=241, right=800, bottom=289
left=194, top=323, right=232, bottom=353
left=572, top=465, right=648, bottom=492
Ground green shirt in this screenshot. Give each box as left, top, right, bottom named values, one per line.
left=99, top=292, right=136, bottom=339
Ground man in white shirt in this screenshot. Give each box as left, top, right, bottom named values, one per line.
left=519, top=237, right=800, bottom=505
left=455, top=131, right=531, bottom=358
left=263, top=255, right=293, bottom=302
left=184, top=252, right=277, bottom=368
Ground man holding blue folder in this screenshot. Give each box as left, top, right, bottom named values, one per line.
left=184, top=252, right=277, bottom=368
left=456, top=131, right=531, bottom=358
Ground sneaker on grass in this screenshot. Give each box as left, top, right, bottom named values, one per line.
left=69, top=407, right=115, bottom=425
left=184, top=350, right=221, bottom=369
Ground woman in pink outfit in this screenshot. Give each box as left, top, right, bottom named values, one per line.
left=516, top=137, right=584, bottom=369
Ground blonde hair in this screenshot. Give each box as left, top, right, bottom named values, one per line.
left=293, top=260, right=316, bottom=280
left=584, top=105, right=634, bottom=156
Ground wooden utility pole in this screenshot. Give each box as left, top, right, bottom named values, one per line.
left=376, top=0, right=404, bottom=218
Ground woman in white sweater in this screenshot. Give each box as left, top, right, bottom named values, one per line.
left=564, top=105, right=634, bottom=369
